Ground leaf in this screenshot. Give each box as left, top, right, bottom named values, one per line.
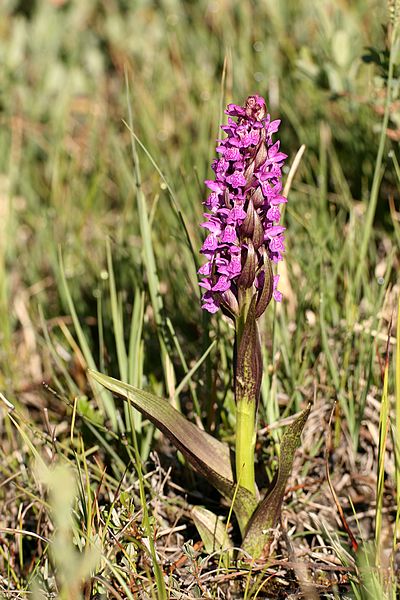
left=88, top=370, right=258, bottom=532
left=191, top=506, right=233, bottom=557
left=242, top=405, right=311, bottom=558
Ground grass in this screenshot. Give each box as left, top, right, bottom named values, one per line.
left=0, top=0, right=399, bottom=597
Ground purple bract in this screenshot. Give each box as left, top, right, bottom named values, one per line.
left=199, top=95, right=287, bottom=315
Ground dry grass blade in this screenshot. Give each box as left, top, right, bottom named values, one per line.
left=375, top=325, right=391, bottom=566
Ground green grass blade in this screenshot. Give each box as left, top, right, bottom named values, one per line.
left=122, top=120, right=199, bottom=277
left=124, top=73, right=177, bottom=404
left=173, top=340, right=216, bottom=405
left=127, top=287, right=145, bottom=440
left=58, top=249, right=117, bottom=429
left=355, top=23, right=399, bottom=292
left=38, top=303, right=80, bottom=397
left=106, top=238, right=128, bottom=382
left=128, top=288, right=145, bottom=388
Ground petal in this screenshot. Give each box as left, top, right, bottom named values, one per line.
left=225, top=103, right=246, bottom=117
left=226, top=171, right=247, bottom=189
left=199, top=278, right=212, bottom=290
left=205, top=180, right=225, bottom=193
left=227, top=207, right=247, bottom=223
left=268, top=119, right=281, bottom=134
left=201, top=233, right=218, bottom=253
left=240, top=130, right=260, bottom=147
left=222, top=147, right=241, bottom=161
left=273, top=289, right=282, bottom=302
left=264, top=225, right=286, bottom=238
left=228, top=256, right=242, bottom=276
left=202, top=294, right=220, bottom=313
left=221, top=225, right=237, bottom=243
left=268, top=141, right=280, bottom=156
left=266, top=206, right=281, bottom=221
left=269, top=195, right=287, bottom=205
left=201, top=218, right=222, bottom=234
left=204, top=192, right=221, bottom=211
left=198, top=261, right=212, bottom=276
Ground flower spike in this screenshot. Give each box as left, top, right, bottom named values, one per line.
left=199, top=95, right=287, bottom=316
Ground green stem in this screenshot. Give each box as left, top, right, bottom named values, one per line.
left=235, top=291, right=257, bottom=495
left=235, top=398, right=256, bottom=494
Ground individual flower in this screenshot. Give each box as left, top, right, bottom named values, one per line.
left=199, top=95, right=287, bottom=315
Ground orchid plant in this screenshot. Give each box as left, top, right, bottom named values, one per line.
left=199, top=95, right=288, bottom=499
left=90, top=95, right=309, bottom=559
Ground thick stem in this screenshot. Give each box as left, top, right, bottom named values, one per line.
left=235, top=397, right=256, bottom=494
left=234, top=290, right=258, bottom=496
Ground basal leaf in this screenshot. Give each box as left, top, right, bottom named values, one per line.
left=88, top=370, right=257, bottom=532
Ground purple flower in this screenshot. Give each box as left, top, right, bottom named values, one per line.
left=226, top=171, right=247, bottom=189
left=199, top=95, right=287, bottom=315
left=201, top=291, right=220, bottom=313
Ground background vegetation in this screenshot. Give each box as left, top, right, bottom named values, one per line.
left=0, top=0, right=399, bottom=598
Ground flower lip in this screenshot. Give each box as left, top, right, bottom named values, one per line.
left=226, top=171, right=247, bottom=189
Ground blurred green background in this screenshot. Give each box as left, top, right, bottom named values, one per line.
left=0, top=0, right=393, bottom=393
